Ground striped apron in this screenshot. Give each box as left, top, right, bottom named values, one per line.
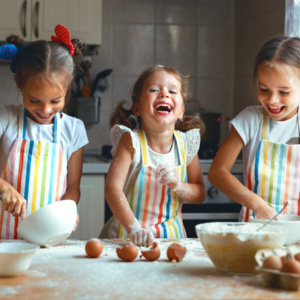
left=239, top=109, right=300, bottom=221
left=119, top=130, right=187, bottom=238
left=0, top=106, right=67, bottom=239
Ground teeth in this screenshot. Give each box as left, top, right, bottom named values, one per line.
left=155, top=104, right=171, bottom=112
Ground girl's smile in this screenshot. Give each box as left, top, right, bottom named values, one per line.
left=257, top=63, right=300, bottom=121
left=21, top=80, right=67, bottom=124
left=137, top=70, right=184, bottom=131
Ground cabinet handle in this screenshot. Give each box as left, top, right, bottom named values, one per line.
left=33, top=1, right=39, bottom=38
left=21, top=0, right=27, bottom=38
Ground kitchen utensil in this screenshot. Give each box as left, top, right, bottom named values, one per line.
left=196, top=222, right=288, bottom=275
left=255, top=201, right=288, bottom=231
left=0, top=242, right=39, bottom=277
left=286, top=137, right=300, bottom=145
left=18, top=200, right=77, bottom=247
left=185, top=100, right=229, bottom=148
left=91, top=69, right=112, bottom=98
left=81, top=60, right=92, bottom=97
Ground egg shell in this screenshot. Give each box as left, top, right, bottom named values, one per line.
left=141, top=242, right=161, bottom=261
left=294, top=252, right=300, bottom=262
left=167, top=242, right=187, bottom=262
left=262, top=255, right=282, bottom=271
left=281, top=259, right=300, bottom=275
left=116, top=243, right=138, bottom=262
left=85, top=238, right=103, bottom=258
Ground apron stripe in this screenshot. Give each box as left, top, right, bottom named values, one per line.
left=150, top=168, right=160, bottom=227
left=298, top=192, right=300, bottom=215
left=267, top=144, right=277, bottom=206
left=48, top=144, right=56, bottom=204
left=40, top=143, right=49, bottom=207
left=275, top=144, right=284, bottom=211
left=166, top=188, right=171, bottom=221
left=283, top=146, right=292, bottom=213
left=24, top=140, right=34, bottom=200
left=9, top=140, right=18, bottom=185
left=31, top=141, right=42, bottom=213
left=13, top=216, right=18, bottom=239
left=136, top=165, right=145, bottom=220
left=55, top=148, right=63, bottom=201
left=17, top=140, right=27, bottom=193
left=174, top=131, right=186, bottom=165
left=142, top=166, right=152, bottom=228
left=261, top=140, right=269, bottom=199
left=254, top=143, right=261, bottom=194
left=0, top=202, right=4, bottom=237
left=292, top=150, right=300, bottom=214
left=139, top=131, right=148, bottom=165
left=22, top=109, right=27, bottom=139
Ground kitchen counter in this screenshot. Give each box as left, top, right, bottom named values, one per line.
left=0, top=239, right=299, bottom=299
left=82, top=152, right=243, bottom=174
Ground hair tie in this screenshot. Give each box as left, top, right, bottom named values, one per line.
left=0, top=43, right=26, bottom=73
left=51, top=24, right=75, bottom=56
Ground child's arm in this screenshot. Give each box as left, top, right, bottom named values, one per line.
left=105, top=133, right=154, bottom=246
left=158, top=156, right=206, bottom=204
left=208, top=127, right=277, bottom=219
left=0, top=179, right=26, bottom=219
left=61, top=146, right=84, bottom=231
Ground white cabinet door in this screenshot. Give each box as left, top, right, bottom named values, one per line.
left=70, top=175, right=105, bottom=240
left=32, top=0, right=102, bottom=44
left=0, top=0, right=102, bottom=44
left=0, top=0, right=31, bottom=40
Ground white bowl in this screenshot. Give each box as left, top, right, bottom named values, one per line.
left=0, top=242, right=39, bottom=277
left=249, top=215, right=300, bottom=245
left=18, top=200, right=77, bottom=247
left=196, top=222, right=288, bottom=275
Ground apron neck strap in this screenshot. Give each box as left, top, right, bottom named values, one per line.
left=18, top=105, right=60, bottom=143
left=139, top=130, right=186, bottom=166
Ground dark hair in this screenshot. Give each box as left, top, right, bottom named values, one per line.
left=254, top=36, right=300, bottom=83
left=6, top=35, right=86, bottom=90
left=110, top=65, right=205, bottom=134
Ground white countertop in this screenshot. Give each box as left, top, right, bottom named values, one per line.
left=82, top=153, right=243, bottom=175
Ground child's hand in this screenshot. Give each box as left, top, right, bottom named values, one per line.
left=253, top=201, right=278, bottom=220
left=129, top=219, right=155, bottom=247
left=130, top=228, right=155, bottom=247
left=157, top=164, right=181, bottom=191
left=0, top=181, right=26, bottom=220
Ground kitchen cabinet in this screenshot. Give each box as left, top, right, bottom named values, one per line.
left=0, top=0, right=102, bottom=44
left=70, top=174, right=105, bottom=240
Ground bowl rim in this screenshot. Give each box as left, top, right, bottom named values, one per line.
left=0, top=242, right=39, bottom=254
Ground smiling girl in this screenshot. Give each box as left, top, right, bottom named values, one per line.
left=100, top=65, right=206, bottom=246
left=0, top=25, right=88, bottom=239
left=209, top=36, right=300, bottom=221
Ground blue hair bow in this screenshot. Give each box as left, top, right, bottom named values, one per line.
left=0, top=43, right=25, bottom=73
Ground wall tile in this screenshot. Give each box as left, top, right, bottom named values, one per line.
left=112, top=76, right=137, bottom=108
left=197, top=26, right=234, bottom=78
left=113, top=0, right=155, bottom=23
left=197, top=0, right=234, bottom=26
left=113, top=24, right=155, bottom=76
left=102, top=0, right=113, bottom=23
left=156, top=25, right=197, bottom=76
left=156, top=0, right=197, bottom=25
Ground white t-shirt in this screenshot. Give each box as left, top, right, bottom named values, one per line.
left=0, top=105, right=89, bottom=173
left=230, top=105, right=299, bottom=181
left=111, top=124, right=200, bottom=198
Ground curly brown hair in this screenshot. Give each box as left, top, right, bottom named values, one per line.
left=110, top=65, right=205, bottom=134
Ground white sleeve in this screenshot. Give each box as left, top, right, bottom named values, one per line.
left=178, top=129, right=200, bottom=165
left=110, top=124, right=139, bottom=157
left=0, top=105, right=18, bottom=140
left=230, top=106, right=263, bottom=146
left=70, top=117, right=89, bottom=153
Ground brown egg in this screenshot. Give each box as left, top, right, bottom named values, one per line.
left=116, top=243, right=138, bottom=262
left=140, top=242, right=161, bottom=261
left=280, top=255, right=286, bottom=264
left=281, top=259, right=300, bottom=275
left=85, top=238, right=103, bottom=258
left=262, top=255, right=282, bottom=271
left=294, top=252, right=300, bottom=262
left=167, top=242, right=187, bottom=262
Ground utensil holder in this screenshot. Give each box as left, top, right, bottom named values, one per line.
left=74, top=97, right=101, bottom=124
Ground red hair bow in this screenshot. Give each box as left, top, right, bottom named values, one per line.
left=51, top=24, right=75, bottom=56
